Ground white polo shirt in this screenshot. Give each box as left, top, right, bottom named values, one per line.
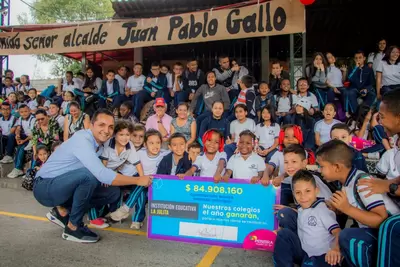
left=63, top=82, right=77, bottom=92
left=298, top=199, right=340, bottom=257
left=343, top=168, right=400, bottom=228
left=0, top=115, right=16, bottom=136
left=368, top=52, right=385, bottom=74
left=226, top=152, right=265, bottom=180
left=268, top=150, right=285, bottom=177
left=327, top=65, right=344, bottom=87
left=126, top=75, right=145, bottom=93
left=274, top=95, right=296, bottom=113
left=376, top=60, right=400, bottom=86
left=138, top=148, right=169, bottom=175
left=296, top=92, right=319, bottom=109
left=315, top=119, right=340, bottom=144
left=53, top=115, right=65, bottom=129
left=255, top=122, right=280, bottom=148
left=166, top=72, right=173, bottom=89
left=27, top=99, right=38, bottom=111
left=230, top=118, right=256, bottom=143
left=115, top=74, right=126, bottom=95
left=376, top=149, right=399, bottom=180
left=193, top=151, right=227, bottom=178
left=101, top=139, right=140, bottom=176
left=16, top=115, right=36, bottom=136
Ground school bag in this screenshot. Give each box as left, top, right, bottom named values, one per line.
left=353, top=173, right=400, bottom=210
left=21, top=160, right=37, bottom=191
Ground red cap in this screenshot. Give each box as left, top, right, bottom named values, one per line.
left=154, top=97, right=165, bottom=107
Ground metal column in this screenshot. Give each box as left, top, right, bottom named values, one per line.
left=289, top=33, right=307, bottom=89
left=0, top=0, right=11, bottom=81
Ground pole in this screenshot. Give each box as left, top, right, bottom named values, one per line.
left=81, top=52, right=87, bottom=72
left=261, top=37, right=269, bottom=82
left=302, top=32, right=307, bottom=76
left=289, top=34, right=295, bottom=89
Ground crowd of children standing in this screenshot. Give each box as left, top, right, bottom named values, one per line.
left=1, top=38, right=400, bottom=266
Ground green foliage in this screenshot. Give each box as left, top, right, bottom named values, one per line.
left=19, top=0, right=114, bottom=77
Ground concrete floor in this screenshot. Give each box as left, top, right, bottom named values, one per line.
left=0, top=182, right=274, bottom=267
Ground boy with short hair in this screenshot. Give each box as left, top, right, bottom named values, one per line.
left=270, top=144, right=333, bottom=206
left=99, top=70, right=120, bottom=108
left=1, top=77, right=15, bottom=99
left=330, top=123, right=368, bottom=172
left=157, top=133, right=192, bottom=175
left=184, top=58, right=205, bottom=101
left=233, top=75, right=257, bottom=120
left=255, top=81, right=274, bottom=121
left=274, top=79, right=296, bottom=124
left=7, top=104, right=36, bottom=178
left=295, top=77, right=319, bottom=116
left=273, top=170, right=341, bottom=267
left=269, top=61, right=290, bottom=95
left=170, top=62, right=188, bottom=107
left=316, top=140, right=400, bottom=267
left=187, top=141, right=201, bottom=163
left=131, top=124, right=146, bottom=151
left=133, top=62, right=169, bottom=118
left=0, top=102, right=17, bottom=163
left=347, top=50, right=376, bottom=113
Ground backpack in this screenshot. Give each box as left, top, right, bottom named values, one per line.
left=353, top=173, right=400, bottom=211
left=21, top=161, right=37, bottom=191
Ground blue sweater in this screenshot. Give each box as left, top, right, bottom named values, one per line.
left=199, top=116, right=230, bottom=141
left=157, top=152, right=192, bottom=175
left=99, top=79, right=119, bottom=99
left=348, top=65, right=374, bottom=90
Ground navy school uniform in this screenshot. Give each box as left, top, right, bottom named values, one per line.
left=377, top=214, right=400, bottom=267
left=338, top=167, right=400, bottom=267
left=347, top=65, right=376, bottom=113
left=98, top=79, right=120, bottom=108
left=133, top=73, right=169, bottom=119
left=273, top=198, right=340, bottom=267
left=177, top=69, right=205, bottom=107
left=157, top=151, right=192, bottom=175
left=198, top=116, right=230, bottom=144
left=350, top=146, right=368, bottom=173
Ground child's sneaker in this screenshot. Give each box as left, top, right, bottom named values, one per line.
left=89, top=218, right=110, bottom=229
left=130, top=222, right=143, bottom=230
left=7, top=168, right=24, bottom=178
left=109, top=206, right=130, bottom=222
left=0, top=155, right=14, bottom=164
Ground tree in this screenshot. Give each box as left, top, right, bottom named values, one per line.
left=18, top=0, right=114, bottom=77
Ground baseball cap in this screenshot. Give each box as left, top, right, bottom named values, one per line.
left=154, top=97, right=166, bottom=107
left=297, top=98, right=311, bottom=110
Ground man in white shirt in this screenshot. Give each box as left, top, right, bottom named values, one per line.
left=114, top=63, right=146, bottom=108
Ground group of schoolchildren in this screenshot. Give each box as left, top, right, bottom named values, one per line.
left=1, top=46, right=400, bottom=267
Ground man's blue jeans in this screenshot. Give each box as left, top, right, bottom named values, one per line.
left=33, top=168, right=121, bottom=226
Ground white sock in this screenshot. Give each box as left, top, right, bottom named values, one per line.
left=122, top=204, right=129, bottom=212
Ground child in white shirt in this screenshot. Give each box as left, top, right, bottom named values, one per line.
left=224, top=104, right=255, bottom=160
left=221, top=130, right=265, bottom=181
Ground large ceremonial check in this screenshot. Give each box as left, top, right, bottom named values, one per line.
left=148, top=175, right=280, bottom=251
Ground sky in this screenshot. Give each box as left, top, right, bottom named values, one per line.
left=5, top=0, right=53, bottom=79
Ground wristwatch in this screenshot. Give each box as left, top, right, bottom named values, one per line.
left=389, top=183, right=399, bottom=195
